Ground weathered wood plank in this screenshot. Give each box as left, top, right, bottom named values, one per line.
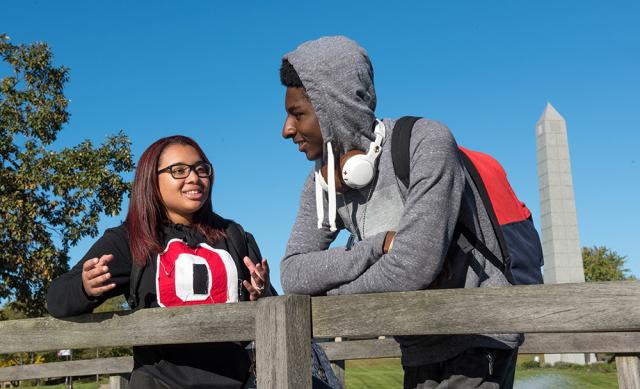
left=312, top=282, right=640, bottom=338
left=322, top=339, right=400, bottom=360
left=330, top=360, right=345, bottom=387
left=520, top=333, right=640, bottom=354
left=329, top=337, right=345, bottom=387
left=109, top=374, right=129, bottom=389
left=0, top=302, right=256, bottom=354
left=0, top=357, right=132, bottom=381
left=319, top=333, right=640, bottom=361
left=616, top=355, right=640, bottom=389
left=4, top=331, right=640, bottom=382
left=255, top=295, right=312, bottom=389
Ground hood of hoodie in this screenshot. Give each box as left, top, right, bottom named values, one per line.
left=284, top=35, right=377, bottom=160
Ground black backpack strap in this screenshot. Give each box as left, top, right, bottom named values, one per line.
left=128, top=262, right=144, bottom=310
left=391, top=116, right=422, bottom=188
left=224, top=220, right=255, bottom=301
left=224, top=221, right=248, bottom=261
left=246, top=232, right=278, bottom=297
left=458, top=151, right=514, bottom=284
left=225, top=221, right=279, bottom=298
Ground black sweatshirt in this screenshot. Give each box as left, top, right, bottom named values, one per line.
left=46, top=216, right=263, bottom=387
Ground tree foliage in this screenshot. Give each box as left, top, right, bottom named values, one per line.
left=0, top=34, right=133, bottom=317
left=582, top=246, right=635, bottom=282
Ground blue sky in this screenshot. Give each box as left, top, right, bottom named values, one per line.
left=2, top=0, right=639, bottom=292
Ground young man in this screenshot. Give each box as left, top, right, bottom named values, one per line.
left=279, top=36, right=521, bottom=388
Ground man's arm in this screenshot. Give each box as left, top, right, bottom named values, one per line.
left=280, top=171, right=387, bottom=295
left=328, top=120, right=465, bottom=295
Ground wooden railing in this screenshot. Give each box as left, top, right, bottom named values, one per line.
left=1, top=281, right=640, bottom=388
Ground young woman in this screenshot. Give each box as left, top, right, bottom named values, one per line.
left=47, top=135, right=270, bottom=388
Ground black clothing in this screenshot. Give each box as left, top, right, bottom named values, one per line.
left=403, top=347, right=518, bottom=389
left=47, top=214, right=263, bottom=388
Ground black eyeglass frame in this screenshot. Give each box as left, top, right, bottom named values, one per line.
left=157, top=162, right=213, bottom=179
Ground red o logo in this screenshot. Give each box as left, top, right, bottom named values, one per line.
left=156, top=239, right=238, bottom=307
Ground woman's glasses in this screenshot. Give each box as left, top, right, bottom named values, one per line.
left=157, top=162, right=213, bottom=179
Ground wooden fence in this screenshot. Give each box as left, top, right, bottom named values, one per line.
left=1, top=281, right=639, bottom=388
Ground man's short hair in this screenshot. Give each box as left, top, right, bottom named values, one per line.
left=280, top=59, right=304, bottom=88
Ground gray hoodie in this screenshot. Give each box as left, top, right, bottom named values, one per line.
left=281, top=36, right=521, bottom=366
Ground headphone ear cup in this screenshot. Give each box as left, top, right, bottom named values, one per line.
left=341, top=154, right=374, bottom=189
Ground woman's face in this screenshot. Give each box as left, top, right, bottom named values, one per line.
left=157, top=144, right=211, bottom=225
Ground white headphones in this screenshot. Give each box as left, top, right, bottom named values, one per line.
left=319, top=120, right=386, bottom=190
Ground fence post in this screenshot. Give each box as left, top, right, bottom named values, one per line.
left=255, top=295, right=312, bottom=388
left=616, top=354, right=640, bottom=389
left=330, top=337, right=346, bottom=386
left=109, top=374, right=129, bottom=389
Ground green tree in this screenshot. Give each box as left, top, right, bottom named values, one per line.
left=0, top=34, right=133, bottom=317
left=582, top=246, right=635, bottom=282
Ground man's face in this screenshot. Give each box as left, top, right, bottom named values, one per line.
left=282, top=87, right=323, bottom=161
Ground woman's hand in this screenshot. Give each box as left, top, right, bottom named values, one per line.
left=242, top=257, right=271, bottom=301
left=82, top=254, right=116, bottom=297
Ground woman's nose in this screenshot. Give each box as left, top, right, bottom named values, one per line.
left=185, top=168, right=199, bottom=183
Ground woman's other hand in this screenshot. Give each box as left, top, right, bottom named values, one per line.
left=82, top=254, right=116, bottom=297
left=242, top=257, right=271, bottom=301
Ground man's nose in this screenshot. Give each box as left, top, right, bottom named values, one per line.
left=282, top=119, right=296, bottom=139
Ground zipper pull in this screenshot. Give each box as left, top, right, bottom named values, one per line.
left=238, top=279, right=244, bottom=301
left=486, top=351, right=494, bottom=376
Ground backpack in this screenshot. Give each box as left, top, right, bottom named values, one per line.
left=391, top=116, right=544, bottom=285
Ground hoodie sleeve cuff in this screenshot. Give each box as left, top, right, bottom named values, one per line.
left=78, top=279, right=99, bottom=304
left=371, top=231, right=388, bottom=259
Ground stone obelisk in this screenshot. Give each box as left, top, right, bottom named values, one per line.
left=536, top=102, right=590, bottom=365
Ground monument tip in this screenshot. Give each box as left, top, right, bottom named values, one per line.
left=538, top=102, right=565, bottom=123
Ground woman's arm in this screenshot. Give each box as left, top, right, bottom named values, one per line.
left=46, top=227, right=132, bottom=318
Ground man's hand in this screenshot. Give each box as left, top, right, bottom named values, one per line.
left=82, top=254, right=116, bottom=297
left=243, top=257, right=271, bottom=301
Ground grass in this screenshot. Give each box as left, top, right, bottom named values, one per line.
left=346, top=358, right=619, bottom=389
left=515, top=368, right=618, bottom=388
left=346, top=358, right=404, bottom=388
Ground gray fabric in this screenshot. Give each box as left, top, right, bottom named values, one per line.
left=280, top=35, right=522, bottom=366
left=284, top=35, right=377, bottom=157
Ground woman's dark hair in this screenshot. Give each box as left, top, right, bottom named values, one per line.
left=124, top=135, right=225, bottom=266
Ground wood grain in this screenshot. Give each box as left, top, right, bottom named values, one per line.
left=319, top=332, right=640, bottom=361
left=0, top=357, right=132, bottom=381
left=312, top=282, right=640, bottom=338
left=255, top=295, right=312, bottom=389
left=616, top=355, right=640, bottom=389
left=0, top=302, right=256, bottom=354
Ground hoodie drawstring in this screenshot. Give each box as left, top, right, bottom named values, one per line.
left=314, top=160, right=325, bottom=229
left=326, top=142, right=337, bottom=232
left=314, top=143, right=338, bottom=232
